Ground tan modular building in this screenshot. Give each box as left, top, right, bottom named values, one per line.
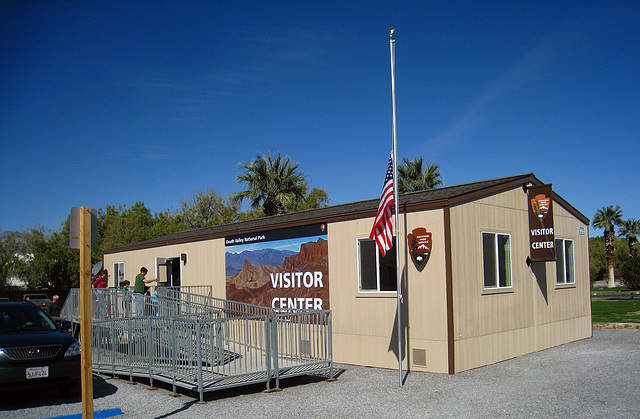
left=104, top=173, right=592, bottom=374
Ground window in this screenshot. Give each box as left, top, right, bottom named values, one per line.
left=482, top=232, right=512, bottom=289
left=113, top=262, right=125, bottom=288
left=555, top=239, right=575, bottom=284
left=358, top=237, right=397, bottom=292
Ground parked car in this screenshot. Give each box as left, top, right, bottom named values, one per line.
left=22, top=293, right=51, bottom=310
left=0, top=301, right=81, bottom=397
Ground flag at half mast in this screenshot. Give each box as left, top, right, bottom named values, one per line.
left=369, top=152, right=395, bottom=257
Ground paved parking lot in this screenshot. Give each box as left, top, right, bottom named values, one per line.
left=2, top=329, right=639, bottom=418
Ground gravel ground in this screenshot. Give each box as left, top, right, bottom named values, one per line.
left=2, top=329, right=639, bottom=418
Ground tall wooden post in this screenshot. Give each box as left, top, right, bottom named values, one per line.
left=79, top=206, right=94, bottom=418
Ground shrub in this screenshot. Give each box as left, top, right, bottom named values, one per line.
left=620, top=257, right=640, bottom=290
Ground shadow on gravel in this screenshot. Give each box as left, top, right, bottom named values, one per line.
left=201, top=367, right=347, bottom=402
left=106, top=367, right=347, bottom=404
left=0, top=374, right=117, bottom=411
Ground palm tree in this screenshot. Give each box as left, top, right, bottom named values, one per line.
left=592, top=205, right=624, bottom=288
left=234, top=152, right=307, bottom=216
left=397, top=157, right=443, bottom=193
left=619, top=219, right=640, bottom=257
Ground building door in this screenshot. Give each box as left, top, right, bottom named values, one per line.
left=156, top=257, right=181, bottom=288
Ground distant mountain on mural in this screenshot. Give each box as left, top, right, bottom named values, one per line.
left=226, top=238, right=329, bottom=309
left=225, top=248, right=296, bottom=278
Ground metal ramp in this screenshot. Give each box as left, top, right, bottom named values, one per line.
left=61, top=287, right=333, bottom=400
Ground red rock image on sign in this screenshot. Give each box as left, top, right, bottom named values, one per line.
left=408, top=227, right=432, bottom=266
left=225, top=224, right=329, bottom=311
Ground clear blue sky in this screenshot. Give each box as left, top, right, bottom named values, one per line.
left=1, top=1, right=638, bottom=235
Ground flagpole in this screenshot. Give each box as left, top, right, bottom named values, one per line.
left=389, top=28, right=403, bottom=387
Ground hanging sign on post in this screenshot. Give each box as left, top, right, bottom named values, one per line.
left=527, top=184, right=555, bottom=263
left=70, top=207, right=98, bottom=249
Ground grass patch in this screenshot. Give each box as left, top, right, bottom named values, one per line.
left=591, top=299, right=640, bottom=324
left=591, top=286, right=631, bottom=294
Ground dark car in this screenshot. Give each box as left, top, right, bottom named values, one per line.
left=0, top=301, right=81, bottom=397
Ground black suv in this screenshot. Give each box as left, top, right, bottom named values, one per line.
left=0, top=301, right=81, bottom=397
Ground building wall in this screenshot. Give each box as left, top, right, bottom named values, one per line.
left=403, top=209, right=450, bottom=373
left=533, top=200, right=592, bottom=349
left=105, top=239, right=227, bottom=298
left=327, top=209, right=450, bottom=373
left=449, top=187, right=591, bottom=372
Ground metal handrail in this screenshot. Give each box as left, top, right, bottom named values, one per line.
left=61, top=287, right=333, bottom=400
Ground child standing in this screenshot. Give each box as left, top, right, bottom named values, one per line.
left=151, top=287, right=159, bottom=316
left=121, top=280, right=130, bottom=315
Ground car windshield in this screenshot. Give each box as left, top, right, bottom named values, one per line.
left=0, top=305, right=58, bottom=333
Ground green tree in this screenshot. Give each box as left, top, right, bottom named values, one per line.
left=149, top=209, right=183, bottom=238
left=592, top=205, right=624, bottom=288
left=98, top=202, right=155, bottom=250
left=177, top=189, right=241, bottom=229
left=21, top=225, right=79, bottom=296
left=620, top=257, right=640, bottom=290
left=236, top=208, right=265, bottom=222
left=0, top=232, right=27, bottom=291
left=589, top=237, right=606, bottom=284
left=234, top=152, right=307, bottom=216
left=285, top=186, right=329, bottom=213
left=618, top=219, right=640, bottom=257
left=397, top=157, right=443, bottom=193
left=589, top=236, right=629, bottom=285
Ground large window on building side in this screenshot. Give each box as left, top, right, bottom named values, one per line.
left=482, top=232, right=512, bottom=289
left=555, top=239, right=575, bottom=284
left=358, top=237, right=397, bottom=292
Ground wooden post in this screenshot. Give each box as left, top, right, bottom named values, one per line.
left=79, top=206, right=94, bottom=418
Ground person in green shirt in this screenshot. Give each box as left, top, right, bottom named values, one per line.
left=121, top=280, right=130, bottom=314
left=134, top=267, right=156, bottom=316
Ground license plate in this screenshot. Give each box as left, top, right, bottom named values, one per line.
left=26, top=366, right=49, bottom=379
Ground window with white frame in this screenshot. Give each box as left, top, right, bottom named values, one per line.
left=555, top=238, right=575, bottom=284
left=358, top=237, right=397, bottom=292
left=113, top=262, right=125, bottom=288
left=482, top=232, right=512, bottom=289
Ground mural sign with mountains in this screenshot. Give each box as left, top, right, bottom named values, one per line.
left=225, top=223, right=329, bottom=310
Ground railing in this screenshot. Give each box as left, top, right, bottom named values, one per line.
left=61, top=287, right=220, bottom=321
left=61, top=287, right=333, bottom=400
left=61, top=286, right=270, bottom=321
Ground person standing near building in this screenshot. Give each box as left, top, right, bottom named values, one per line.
left=121, top=280, right=130, bottom=315
left=47, top=294, right=61, bottom=317
left=134, top=267, right=156, bottom=316
left=151, top=287, right=159, bottom=316
left=92, top=269, right=108, bottom=318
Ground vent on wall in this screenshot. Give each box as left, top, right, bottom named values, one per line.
left=412, top=348, right=426, bottom=367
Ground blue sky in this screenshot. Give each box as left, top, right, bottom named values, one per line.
left=1, top=1, right=638, bottom=235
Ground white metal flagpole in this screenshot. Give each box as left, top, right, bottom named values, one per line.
left=389, top=27, right=403, bottom=386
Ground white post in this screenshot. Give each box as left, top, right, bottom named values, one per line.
left=389, top=30, right=403, bottom=387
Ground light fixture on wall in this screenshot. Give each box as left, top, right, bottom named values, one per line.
left=180, top=253, right=187, bottom=265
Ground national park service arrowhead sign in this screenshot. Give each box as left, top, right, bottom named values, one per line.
left=408, top=227, right=432, bottom=268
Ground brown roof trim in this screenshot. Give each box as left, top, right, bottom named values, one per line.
left=105, top=173, right=587, bottom=253
left=446, top=174, right=539, bottom=207
left=551, top=191, right=590, bottom=225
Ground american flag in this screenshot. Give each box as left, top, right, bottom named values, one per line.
left=369, top=153, right=394, bottom=257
